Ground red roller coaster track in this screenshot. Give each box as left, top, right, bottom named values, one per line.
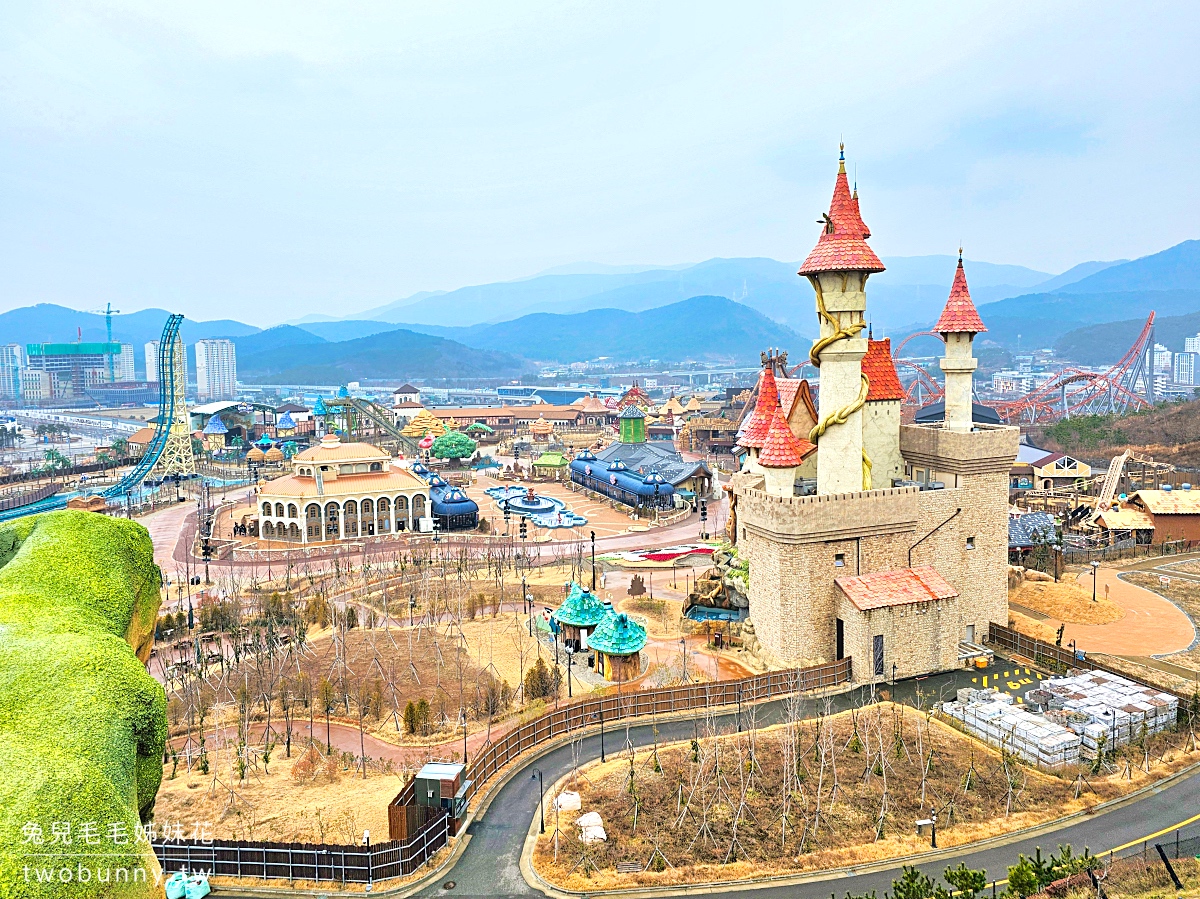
left=890, top=315, right=1158, bottom=425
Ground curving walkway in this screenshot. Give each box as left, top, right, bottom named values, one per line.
left=1030, top=564, right=1197, bottom=657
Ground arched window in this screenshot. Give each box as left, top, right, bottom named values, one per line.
left=306, top=504, right=321, bottom=540
left=287, top=503, right=297, bottom=518
left=370, top=461, right=382, bottom=472
left=344, top=500, right=358, bottom=537
left=355, top=463, right=369, bottom=473
left=377, top=496, right=390, bottom=532
left=263, top=521, right=275, bottom=537
left=325, top=503, right=340, bottom=540
left=261, top=501, right=271, bottom=517
left=289, top=523, right=300, bottom=540
left=395, top=495, right=408, bottom=512
left=413, top=494, right=426, bottom=518
left=275, top=502, right=285, bottom=517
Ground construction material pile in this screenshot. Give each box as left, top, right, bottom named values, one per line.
left=941, top=688, right=1081, bottom=769
left=1037, top=671, right=1178, bottom=756
left=940, top=670, right=1180, bottom=769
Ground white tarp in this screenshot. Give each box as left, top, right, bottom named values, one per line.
left=555, top=791, right=581, bottom=811
left=576, top=810, right=607, bottom=843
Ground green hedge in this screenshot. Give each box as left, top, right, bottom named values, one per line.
left=0, top=511, right=167, bottom=899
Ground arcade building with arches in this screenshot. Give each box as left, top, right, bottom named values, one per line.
left=255, top=434, right=432, bottom=542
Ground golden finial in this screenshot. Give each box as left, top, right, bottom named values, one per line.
left=838, top=140, right=846, bottom=173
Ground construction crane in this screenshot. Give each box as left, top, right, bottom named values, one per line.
left=90, top=303, right=122, bottom=382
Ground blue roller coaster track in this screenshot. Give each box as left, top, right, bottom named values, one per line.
left=0, top=314, right=185, bottom=523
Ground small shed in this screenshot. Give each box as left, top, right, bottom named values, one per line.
left=550, top=582, right=607, bottom=649
left=588, top=611, right=648, bottom=682
left=414, top=762, right=470, bottom=819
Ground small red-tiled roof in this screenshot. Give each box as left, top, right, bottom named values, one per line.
left=798, top=148, right=886, bottom=277
left=862, top=338, right=905, bottom=402
left=933, top=256, right=987, bottom=334
left=835, top=566, right=959, bottom=611
left=758, top=407, right=816, bottom=468
left=737, top=368, right=780, bottom=448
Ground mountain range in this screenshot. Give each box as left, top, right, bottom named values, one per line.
left=3, top=240, right=1199, bottom=378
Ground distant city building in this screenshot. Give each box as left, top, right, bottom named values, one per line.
left=25, top=342, right=122, bottom=400
left=1186, top=333, right=1200, bottom=354
left=392, top=384, right=420, bottom=405
left=115, top=343, right=136, bottom=381
left=1153, top=343, right=1173, bottom=375
left=194, top=339, right=237, bottom=401
left=144, top=341, right=160, bottom=382
left=1173, top=351, right=1196, bottom=386
left=20, top=369, right=51, bottom=404
left=0, top=344, right=24, bottom=400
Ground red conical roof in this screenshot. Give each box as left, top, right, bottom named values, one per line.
left=862, top=338, right=905, bottom=401
left=798, top=146, right=885, bottom=277
left=737, top=367, right=780, bottom=449
left=933, top=255, right=987, bottom=334
left=759, top=407, right=815, bottom=469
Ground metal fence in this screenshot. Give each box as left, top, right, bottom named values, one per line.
left=988, top=622, right=1192, bottom=701
left=153, top=805, right=448, bottom=884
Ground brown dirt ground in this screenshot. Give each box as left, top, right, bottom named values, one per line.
left=1010, top=580, right=1124, bottom=625
left=1009, top=610, right=1058, bottom=643
left=1122, top=572, right=1200, bottom=672
left=532, top=704, right=1200, bottom=890
left=154, top=743, right=405, bottom=844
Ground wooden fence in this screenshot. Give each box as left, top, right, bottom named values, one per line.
left=0, top=483, right=58, bottom=512
left=389, top=655, right=853, bottom=837
left=153, top=805, right=448, bottom=884
left=152, top=656, right=851, bottom=885
left=987, top=622, right=1192, bottom=701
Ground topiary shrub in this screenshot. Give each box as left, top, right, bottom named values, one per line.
left=0, top=510, right=167, bottom=898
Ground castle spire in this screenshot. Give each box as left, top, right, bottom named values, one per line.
left=798, top=145, right=883, bottom=276
left=933, top=252, right=987, bottom=335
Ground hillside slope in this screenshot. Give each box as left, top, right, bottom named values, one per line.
left=1057, top=240, right=1200, bottom=293
left=1039, top=398, right=1200, bottom=466
left=1055, top=310, right=1200, bottom=365
left=399, top=296, right=803, bottom=363
left=237, top=329, right=531, bottom=383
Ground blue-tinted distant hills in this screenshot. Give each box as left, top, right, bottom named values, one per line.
left=342, top=255, right=1053, bottom=333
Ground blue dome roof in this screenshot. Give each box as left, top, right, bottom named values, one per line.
left=576, top=449, right=597, bottom=462
left=277, top=411, right=296, bottom=429
left=642, top=470, right=667, bottom=485
left=336, top=385, right=350, bottom=398
left=429, top=483, right=479, bottom=517
left=607, top=459, right=628, bottom=472
left=312, top=397, right=328, bottom=415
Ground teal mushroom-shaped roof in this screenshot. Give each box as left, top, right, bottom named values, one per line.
left=313, top=397, right=328, bottom=415
left=588, top=611, right=648, bottom=656
left=551, top=582, right=607, bottom=628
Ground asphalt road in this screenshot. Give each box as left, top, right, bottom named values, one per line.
left=417, top=661, right=1198, bottom=899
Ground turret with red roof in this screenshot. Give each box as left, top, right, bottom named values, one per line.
left=937, top=250, right=986, bottom=432
left=799, top=144, right=884, bottom=495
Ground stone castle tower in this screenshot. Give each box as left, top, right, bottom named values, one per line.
left=730, top=148, right=1018, bottom=682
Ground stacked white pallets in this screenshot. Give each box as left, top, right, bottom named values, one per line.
left=1039, top=672, right=1177, bottom=755
left=941, top=699, right=1082, bottom=769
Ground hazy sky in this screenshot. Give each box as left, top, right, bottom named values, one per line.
left=2, top=2, right=1198, bottom=325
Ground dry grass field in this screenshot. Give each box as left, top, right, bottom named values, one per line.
left=1010, top=579, right=1124, bottom=625
left=532, top=703, right=1200, bottom=890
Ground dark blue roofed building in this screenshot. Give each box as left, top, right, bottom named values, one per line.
left=568, top=403, right=712, bottom=511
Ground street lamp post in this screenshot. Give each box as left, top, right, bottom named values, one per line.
left=590, top=530, right=596, bottom=592
left=530, top=768, right=545, bottom=833
left=409, top=594, right=415, bottom=628
left=1091, top=560, right=1100, bottom=602
left=566, top=648, right=574, bottom=698
left=679, top=638, right=687, bottom=682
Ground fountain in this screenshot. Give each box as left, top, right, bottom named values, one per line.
left=484, top=484, right=588, bottom=529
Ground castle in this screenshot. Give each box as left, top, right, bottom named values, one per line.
left=731, top=146, right=1019, bottom=682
